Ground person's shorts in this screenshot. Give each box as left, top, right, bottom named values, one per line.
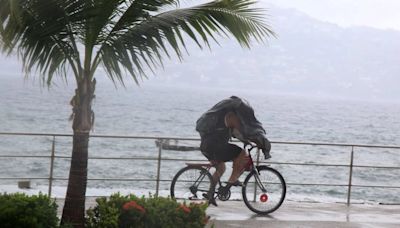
left=200, top=139, right=242, bottom=162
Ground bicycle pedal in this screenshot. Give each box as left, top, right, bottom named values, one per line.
left=202, top=193, right=208, bottom=199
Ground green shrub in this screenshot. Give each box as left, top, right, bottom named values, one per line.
left=86, top=193, right=209, bottom=228
left=0, top=192, right=59, bottom=228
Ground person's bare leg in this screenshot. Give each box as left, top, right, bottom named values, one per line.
left=228, top=150, right=248, bottom=183
left=212, top=162, right=226, bottom=184
left=207, top=162, right=225, bottom=206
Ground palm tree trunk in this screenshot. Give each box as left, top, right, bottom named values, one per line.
left=61, top=132, right=89, bottom=227
left=61, top=77, right=95, bottom=227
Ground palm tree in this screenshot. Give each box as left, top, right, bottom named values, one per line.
left=0, top=0, right=274, bottom=226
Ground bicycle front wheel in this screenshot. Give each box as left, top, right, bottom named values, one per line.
left=170, top=166, right=213, bottom=202
left=242, top=166, right=286, bottom=214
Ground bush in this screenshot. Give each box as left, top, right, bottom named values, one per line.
left=0, top=192, right=59, bottom=228
left=86, top=193, right=209, bottom=228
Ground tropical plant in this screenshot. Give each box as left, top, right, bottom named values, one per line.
left=0, top=0, right=274, bottom=227
left=85, top=193, right=209, bottom=228
left=0, top=193, right=59, bottom=228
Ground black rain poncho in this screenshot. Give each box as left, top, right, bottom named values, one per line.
left=196, top=96, right=271, bottom=159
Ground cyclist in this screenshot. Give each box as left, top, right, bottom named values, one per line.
left=196, top=96, right=271, bottom=206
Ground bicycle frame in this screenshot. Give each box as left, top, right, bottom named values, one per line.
left=210, top=145, right=268, bottom=194
left=185, top=144, right=268, bottom=197
left=171, top=143, right=286, bottom=214
left=190, top=168, right=212, bottom=195
left=246, top=145, right=268, bottom=193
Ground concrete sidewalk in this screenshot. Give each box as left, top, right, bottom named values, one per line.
left=57, top=198, right=400, bottom=227
left=206, top=201, right=400, bottom=227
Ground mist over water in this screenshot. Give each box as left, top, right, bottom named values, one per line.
left=0, top=0, right=400, bottom=207
left=2, top=75, right=400, bottom=144
left=1, top=75, right=400, bottom=203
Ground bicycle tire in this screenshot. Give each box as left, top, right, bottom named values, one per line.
left=170, top=166, right=213, bottom=202
left=242, top=166, right=286, bottom=214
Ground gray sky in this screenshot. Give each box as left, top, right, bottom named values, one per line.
left=265, top=0, right=400, bottom=31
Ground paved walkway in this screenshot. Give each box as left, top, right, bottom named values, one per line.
left=206, top=201, right=400, bottom=227
left=56, top=199, right=400, bottom=227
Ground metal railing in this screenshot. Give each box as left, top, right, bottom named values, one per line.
left=1, top=132, right=400, bottom=205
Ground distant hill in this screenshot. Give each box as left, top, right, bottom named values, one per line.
left=146, top=6, right=400, bottom=102
left=1, top=5, right=399, bottom=102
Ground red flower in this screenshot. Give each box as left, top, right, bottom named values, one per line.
left=177, top=204, right=191, bottom=213
left=123, top=201, right=146, bottom=213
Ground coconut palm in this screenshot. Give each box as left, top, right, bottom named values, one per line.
left=0, top=0, right=274, bottom=226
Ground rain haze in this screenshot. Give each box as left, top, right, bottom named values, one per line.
left=1, top=0, right=400, bottom=219
left=4, top=0, right=400, bottom=102
left=266, top=0, right=400, bottom=30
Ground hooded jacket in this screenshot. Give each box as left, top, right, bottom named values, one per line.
left=196, top=96, right=271, bottom=159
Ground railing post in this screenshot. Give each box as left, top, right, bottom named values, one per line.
left=155, top=139, right=163, bottom=197
left=347, top=146, right=355, bottom=205
left=48, top=136, right=56, bottom=197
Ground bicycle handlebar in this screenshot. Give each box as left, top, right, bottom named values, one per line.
left=244, top=141, right=271, bottom=160
left=243, top=141, right=258, bottom=152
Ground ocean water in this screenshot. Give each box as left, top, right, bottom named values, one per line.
left=1, top=76, right=400, bottom=204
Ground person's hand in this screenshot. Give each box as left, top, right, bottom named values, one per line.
left=262, top=148, right=271, bottom=160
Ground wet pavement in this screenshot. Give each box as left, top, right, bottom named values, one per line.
left=206, top=200, right=400, bottom=227
left=56, top=198, right=400, bottom=227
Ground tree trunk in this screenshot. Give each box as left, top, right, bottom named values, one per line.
left=61, top=77, right=95, bottom=227
left=61, top=132, right=89, bottom=227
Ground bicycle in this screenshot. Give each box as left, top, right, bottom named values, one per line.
left=170, top=143, right=286, bottom=214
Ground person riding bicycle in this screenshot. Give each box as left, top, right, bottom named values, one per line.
left=196, top=96, right=271, bottom=206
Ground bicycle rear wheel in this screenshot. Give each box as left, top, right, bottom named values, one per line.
left=170, top=166, right=213, bottom=202
left=242, top=166, right=286, bottom=214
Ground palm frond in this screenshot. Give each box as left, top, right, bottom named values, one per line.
left=0, top=0, right=86, bottom=84
left=95, top=0, right=274, bottom=84
left=109, top=0, right=179, bottom=33
left=1, top=0, right=274, bottom=87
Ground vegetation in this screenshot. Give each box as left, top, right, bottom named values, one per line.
left=0, top=0, right=273, bottom=226
left=86, top=193, right=209, bottom=228
left=0, top=193, right=59, bottom=228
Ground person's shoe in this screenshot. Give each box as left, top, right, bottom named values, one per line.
left=189, top=195, right=198, bottom=200
left=203, top=193, right=218, bottom=206
left=208, top=196, right=218, bottom=206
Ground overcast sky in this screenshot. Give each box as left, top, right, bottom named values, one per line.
left=2, top=0, right=400, bottom=77
left=265, top=0, right=400, bottom=31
